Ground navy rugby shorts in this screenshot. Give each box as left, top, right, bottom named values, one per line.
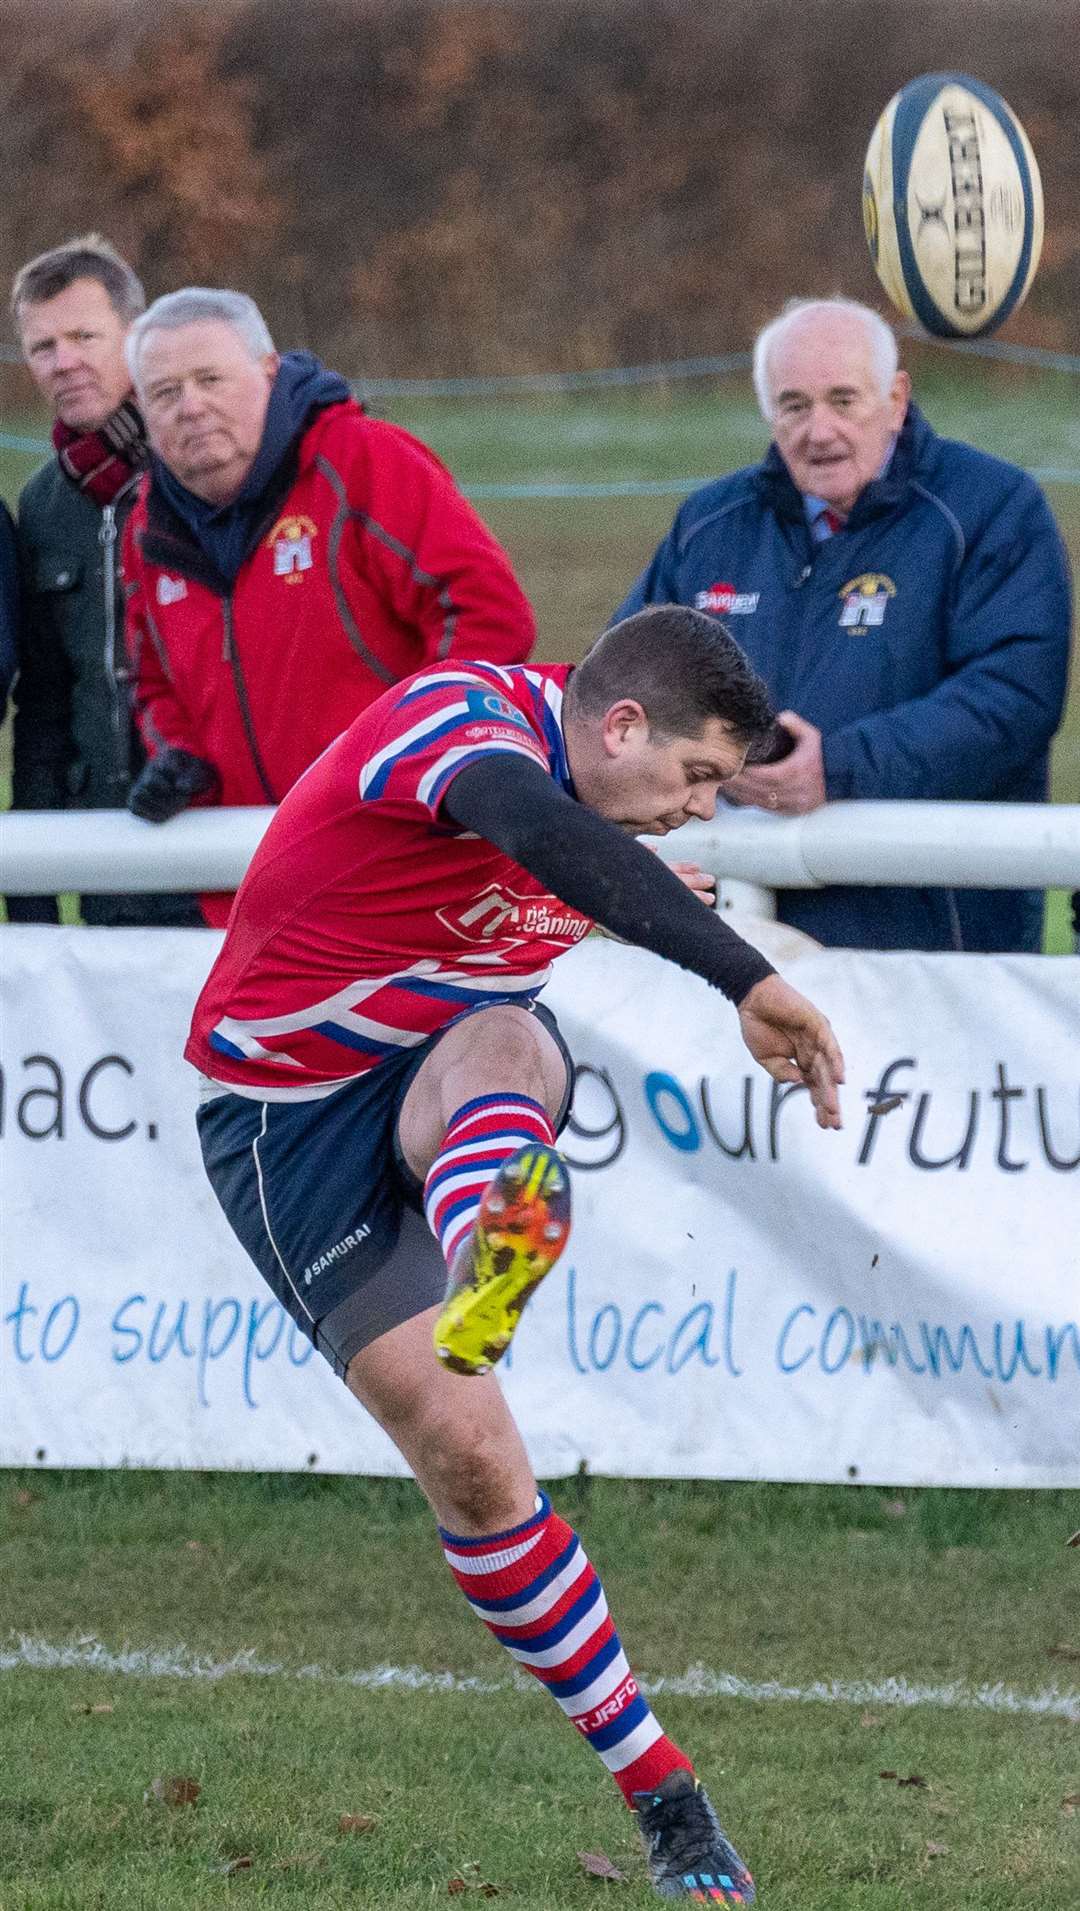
left=196, top=1001, right=573, bottom=1380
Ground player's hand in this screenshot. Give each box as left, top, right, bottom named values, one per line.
left=736, top=972, right=845, bottom=1129
left=725, top=710, right=825, bottom=815
left=668, top=861, right=716, bottom=906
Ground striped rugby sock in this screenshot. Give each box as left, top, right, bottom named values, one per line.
left=440, top=1491, right=693, bottom=1803
left=424, top=1093, right=557, bottom=1271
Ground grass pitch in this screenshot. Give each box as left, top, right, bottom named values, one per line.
left=3, top=1473, right=1079, bottom=1907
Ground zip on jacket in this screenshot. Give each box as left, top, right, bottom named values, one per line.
left=221, top=596, right=277, bottom=802
left=100, top=473, right=141, bottom=795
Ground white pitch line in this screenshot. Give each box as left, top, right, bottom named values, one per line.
left=4, top=1637, right=1079, bottom=1723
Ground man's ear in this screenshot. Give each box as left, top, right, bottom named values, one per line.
left=890, top=368, right=912, bottom=424
left=600, top=698, right=647, bottom=757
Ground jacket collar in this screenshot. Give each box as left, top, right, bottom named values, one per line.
left=753, top=402, right=936, bottom=528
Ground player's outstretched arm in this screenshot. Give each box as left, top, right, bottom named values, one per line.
left=444, top=753, right=845, bottom=1127
left=736, top=973, right=845, bottom=1130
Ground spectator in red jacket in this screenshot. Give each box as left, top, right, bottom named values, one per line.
left=122, top=287, right=536, bottom=923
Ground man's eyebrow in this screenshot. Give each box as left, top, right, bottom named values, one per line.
left=146, top=362, right=217, bottom=388
left=775, top=382, right=862, bottom=404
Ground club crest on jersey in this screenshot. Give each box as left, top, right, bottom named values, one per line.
left=267, top=513, right=318, bottom=583
left=156, top=574, right=187, bottom=606
left=465, top=688, right=531, bottom=729
left=437, top=881, right=589, bottom=949
left=838, top=573, right=897, bottom=631
left=694, top=581, right=760, bottom=616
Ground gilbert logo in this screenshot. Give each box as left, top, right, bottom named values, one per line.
left=267, top=513, right=318, bottom=583
left=156, top=575, right=187, bottom=606
left=695, top=582, right=760, bottom=616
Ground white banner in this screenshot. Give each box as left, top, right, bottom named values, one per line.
left=2, top=926, right=1078, bottom=1486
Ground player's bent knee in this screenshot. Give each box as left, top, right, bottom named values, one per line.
left=447, top=1006, right=565, bottom=1107
left=398, top=1004, right=570, bottom=1178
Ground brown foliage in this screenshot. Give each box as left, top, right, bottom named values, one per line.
left=232, top=0, right=1080, bottom=371
left=0, top=0, right=1075, bottom=374
left=70, top=4, right=283, bottom=287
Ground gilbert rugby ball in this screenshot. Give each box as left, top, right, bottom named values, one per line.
left=862, top=73, right=1043, bottom=338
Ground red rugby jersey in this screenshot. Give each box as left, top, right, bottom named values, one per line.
left=185, top=662, right=589, bottom=1099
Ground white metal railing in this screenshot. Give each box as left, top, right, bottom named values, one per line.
left=2, top=802, right=1079, bottom=900
left=1, top=807, right=276, bottom=895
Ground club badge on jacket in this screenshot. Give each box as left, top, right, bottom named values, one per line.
left=838, top=573, right=897, bottom=631
left=268, top=513, right=318, bottom=583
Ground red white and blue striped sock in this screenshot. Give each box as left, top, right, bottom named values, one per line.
left=440, top=1491, right=694, bottom=1803
left=424, top=1093, right=556, bottom=1272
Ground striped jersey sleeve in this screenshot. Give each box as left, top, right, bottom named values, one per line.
left=358, top=665, right=551, bottom=817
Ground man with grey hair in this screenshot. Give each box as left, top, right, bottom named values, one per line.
left=122, top=287, right=536, bottom=923
left=6, top=233, right=201, bottom=926
left=613, top=296, right=1071, bottom=952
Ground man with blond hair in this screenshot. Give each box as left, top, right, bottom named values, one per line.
left=7, top=234, right=200, bottom=925
left=614, top=296, right=1071, bottom=953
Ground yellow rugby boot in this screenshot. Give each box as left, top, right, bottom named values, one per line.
left=434, top=1144, right=571, bottom=1376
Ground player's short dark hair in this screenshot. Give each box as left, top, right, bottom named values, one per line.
left=11, top=234, right=145, bottom=323
left=569, top=604, right=776, bottom=751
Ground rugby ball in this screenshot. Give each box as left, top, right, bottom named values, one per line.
left=862, top=73, right=1043, bottom=338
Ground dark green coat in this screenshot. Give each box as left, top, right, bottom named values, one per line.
left=9, top=457, right=201, bottom=927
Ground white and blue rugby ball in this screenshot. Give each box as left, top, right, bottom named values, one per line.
left=863, top=73, right=1043, bottom=338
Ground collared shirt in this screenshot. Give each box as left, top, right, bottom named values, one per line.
left=805, top=499, right=844, bottom=542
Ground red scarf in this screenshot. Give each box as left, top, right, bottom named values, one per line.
left=53, top=397, right=148, bottom=507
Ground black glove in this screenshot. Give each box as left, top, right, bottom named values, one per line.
left=127, top=748, right=220, bottom=824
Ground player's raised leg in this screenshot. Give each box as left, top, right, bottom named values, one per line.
left=345, top=1312, right=754, bottom=1903
left=396, top=1002, right=572, bottom=1375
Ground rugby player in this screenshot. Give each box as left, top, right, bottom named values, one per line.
left=187, top=604, right=844, bottom=1903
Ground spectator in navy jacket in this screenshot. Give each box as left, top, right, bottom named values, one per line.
left=614, top=297, right=1072, bottom=952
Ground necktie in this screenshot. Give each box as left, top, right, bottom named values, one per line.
left=820, top=508, right=843, bottom=535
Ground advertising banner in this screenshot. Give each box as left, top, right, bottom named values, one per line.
left=3, top=927, right=1077, bottom=1485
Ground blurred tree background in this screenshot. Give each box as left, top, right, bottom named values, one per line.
left=0, top=0, right=1075, bottom=383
